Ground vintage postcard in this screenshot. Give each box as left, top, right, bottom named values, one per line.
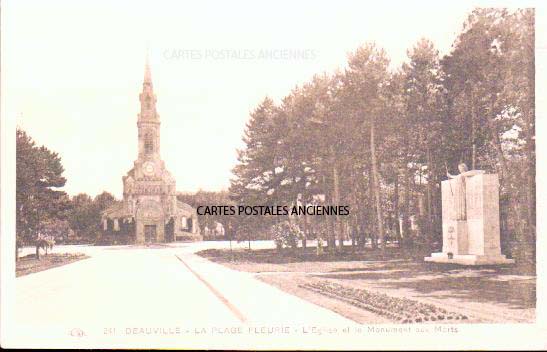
left=1, top=0, right=546, bottom=350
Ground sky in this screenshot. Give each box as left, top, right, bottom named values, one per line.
left=3, top=0, right=492, bottom=198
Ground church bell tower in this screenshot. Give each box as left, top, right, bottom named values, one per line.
left=102, top=58, right=202, bottom=245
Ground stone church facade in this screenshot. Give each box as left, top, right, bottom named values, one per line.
left=101, top=62, right=201, bottom=244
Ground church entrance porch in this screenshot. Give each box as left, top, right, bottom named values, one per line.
left=136, top=220, right=165, bottom=244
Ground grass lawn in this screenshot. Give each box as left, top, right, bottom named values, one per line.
left=197, top=246, right=535, bottom=324
left=16, top=253, right=89, bottom=277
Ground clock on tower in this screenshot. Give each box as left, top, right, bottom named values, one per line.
left=142, top=161, right=155, bottom=176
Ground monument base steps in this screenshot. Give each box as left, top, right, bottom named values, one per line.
left=425, top=252, right=515, bottom=265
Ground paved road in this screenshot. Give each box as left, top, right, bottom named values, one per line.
left=8, top=242, right=355, bottom=349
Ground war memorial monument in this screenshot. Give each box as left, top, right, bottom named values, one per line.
left=425, top=163, right=514, bottom=265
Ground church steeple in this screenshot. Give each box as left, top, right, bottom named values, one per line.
left=109, top=58, right=202, bottom=244
left=138, top=58, right=159, bottom=122
left=137, top=58, right=160, bottom=159
left=144, top=56, right=152, bottom=85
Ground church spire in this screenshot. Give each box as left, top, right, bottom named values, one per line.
left=137, top=56, right=161, bottom=158
left=144, top=54, right=152, bottom=85
left=138, top=56, right=158, bottom=122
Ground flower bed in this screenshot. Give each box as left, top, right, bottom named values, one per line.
left=299, top=281, right=468, bottom=323
left=16, top=253, right=88, bottom=277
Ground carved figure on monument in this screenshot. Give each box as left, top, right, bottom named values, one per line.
left=446, top=163, right=485, bottom=220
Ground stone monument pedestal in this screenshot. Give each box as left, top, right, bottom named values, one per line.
left=425, top=173, right=514, bottom=266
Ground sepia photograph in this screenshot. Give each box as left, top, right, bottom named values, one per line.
left=1, top=0, right=545, bottom=350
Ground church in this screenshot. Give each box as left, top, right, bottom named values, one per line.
left=101, top=61, right=201, bottom=244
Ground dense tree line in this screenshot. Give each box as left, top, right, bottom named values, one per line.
left=177, top=190, right=271, bottom=244
left=67, top=191, right=116, bottom=241
left=177, top=190, right=234, bottom=239
left=229, top=9, right=535, bottom=262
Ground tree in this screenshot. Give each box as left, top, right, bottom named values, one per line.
left=401, top=38, right=446, bottom=246
left=442, top=8, right=535, bottom=261
left=67, top=193, right=96, bottom=241
left=66, top=191, right=117, bottom=244
left=229, top=97, right=281, bottom=243
left=345, top=43, right=391, bottom=251
left=16, top=129, right=69, bottom=259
